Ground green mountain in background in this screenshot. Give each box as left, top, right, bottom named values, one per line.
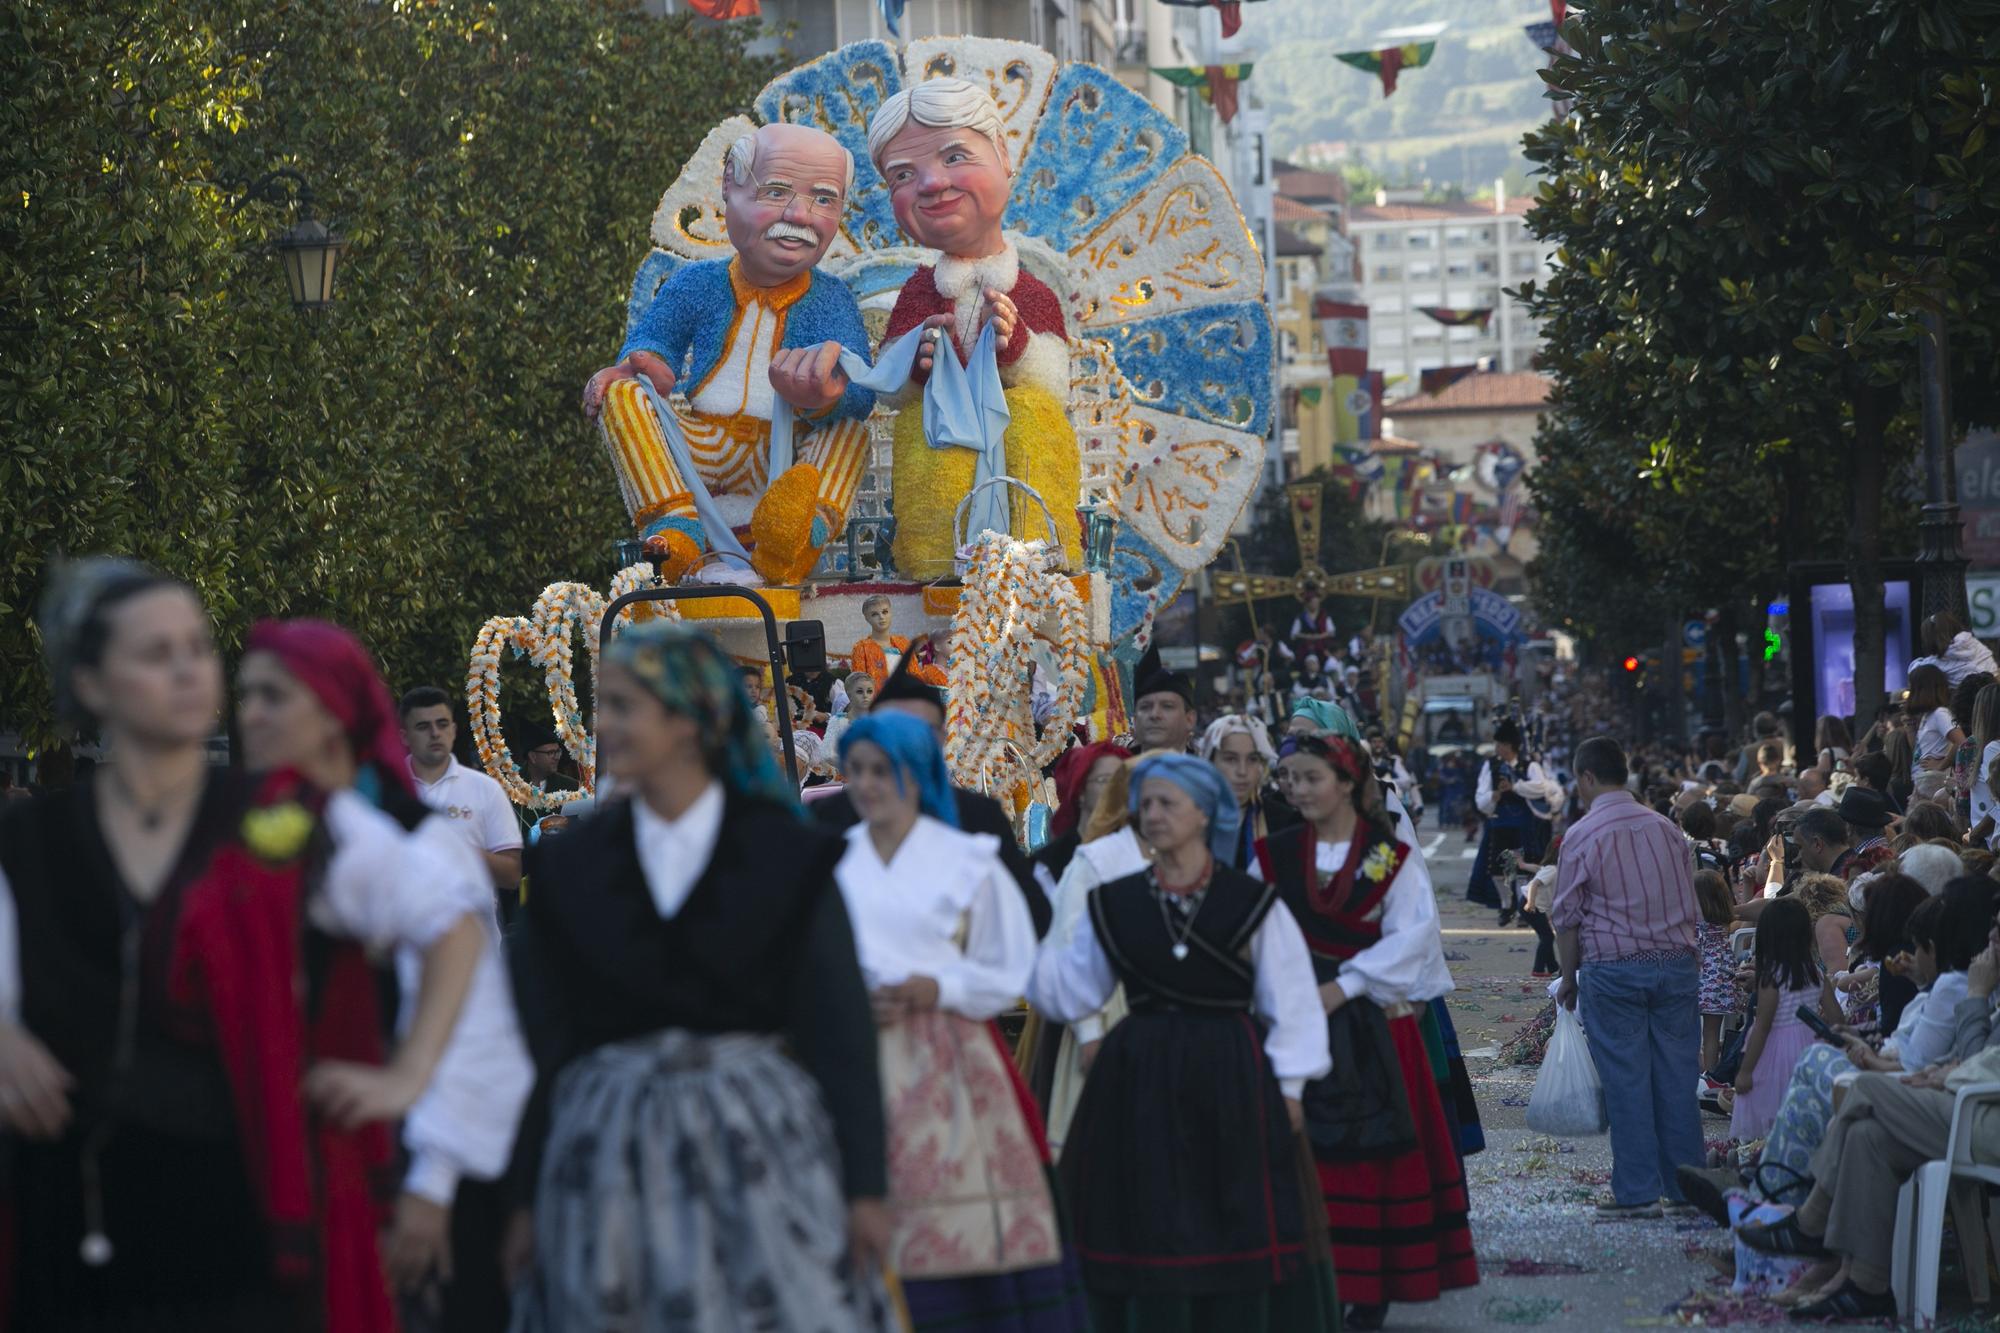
left=1251, top=0, right=1556, bottom=192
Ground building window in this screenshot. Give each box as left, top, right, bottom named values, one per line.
left=1406, top=232, right=1432, bottom=249
left=1373, top=263, right=1401, bottom=281
left=1476, top=226, right=1494, bottom=244
left=1281, top=330, right=1299, bottom=357
left=1446, top=259, right=1472, bottom=278
left=1514, top=253, right=1540, bottom=274
left=1445, top=227, right=1469, bottom=246
left=1407, top=260, right=1438, bottom=280
left=1475, top=256, right=1497, bottom=276
left=1374, top=292, right=1404, bottom=313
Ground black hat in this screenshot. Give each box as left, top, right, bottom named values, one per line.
left=518, top=721, right=559, bottom=751
left=1836, top=785, right=1892, bottom=829
left=875, top=649, right=946, bottom=714
left=1494, top=718, right=1524, bottom=747
left=1133, top=643, right=1193, bottom=707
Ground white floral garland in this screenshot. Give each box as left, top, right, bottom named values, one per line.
left=944, top=530, right=1089, bottom=817
left=466, top=563, right=666, bottom=810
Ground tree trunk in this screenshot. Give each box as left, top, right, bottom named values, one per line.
left=1847, top=386, right=1896, bottom=736
left=1717, top=600, right=1746, bottom=738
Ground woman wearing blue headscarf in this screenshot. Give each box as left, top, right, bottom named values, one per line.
left=834, top=713, right=1091, bottom=1332
left=1029, top=753, right=1339, bottom=1332
left=506, top=622, right=895, bottom=1333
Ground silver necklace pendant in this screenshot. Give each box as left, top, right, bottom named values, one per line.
left=1171, top=941, right=1190, bottom=961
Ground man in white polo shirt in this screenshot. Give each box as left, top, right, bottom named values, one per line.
left=399, top=686, right=522, bottom=898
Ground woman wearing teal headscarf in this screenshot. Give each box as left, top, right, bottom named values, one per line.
left=508, top=622, right=896, bottom=1332
left=1030, top=752, right=1340, bottom=1332
left=1290, top=694, right=1361, bottom=741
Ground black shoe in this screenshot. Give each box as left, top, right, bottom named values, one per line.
left=1498, top=909, right=1515, bottom=927
left=1737, top=1212, right=1828, bottom=1258
left=1789, top=1280, right=1896, bottom=1321
left=1676, top=1164, right=1740, bottom=1228
left=1345, top=1303, right=1389, bottom=1331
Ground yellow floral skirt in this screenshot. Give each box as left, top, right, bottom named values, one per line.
left=889, top=385, right=1082, bottom=581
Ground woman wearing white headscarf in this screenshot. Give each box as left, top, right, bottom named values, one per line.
left=1030, top=754, right=1338, bottom=1331
left=1201, top=714, right=1299, bottom=871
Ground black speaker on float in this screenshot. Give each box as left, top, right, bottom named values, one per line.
left=785, top=619, right=827, bottom=675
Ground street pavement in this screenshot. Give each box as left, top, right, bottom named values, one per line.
left=1401, top=826, right=1918, bottom=1331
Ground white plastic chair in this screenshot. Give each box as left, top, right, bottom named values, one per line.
left=1890, top=1080, right=2000, bottom=1327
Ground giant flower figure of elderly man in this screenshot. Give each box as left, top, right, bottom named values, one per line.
left=869, top=79, right=1083, bottom=579
left=583, top=123, right=875, bottom=585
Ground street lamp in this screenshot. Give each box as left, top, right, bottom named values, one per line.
left=233, top=168, right=347, bottom=315
left=1915, top=187, right=1967, bottom=622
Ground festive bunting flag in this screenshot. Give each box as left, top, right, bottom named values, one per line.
left=1336, top=41, right=1436, bottom=98
left=687, top=0, right=761, bottom=13
left=1356, top=369, right=1386, bottom=442
left=1474, top=439, right=1527, bottom=493
left=1524, top=20, right=1560, bottom=52
left=1418, top=364, right=1480, bottom=395
left=1417, top=305, right=1495, bottom=333
left=1298, top=384, right=1324, bottom=406
left=878, top=0, right=906, bottom=36
left=1159, top=0, right=1265, bottom=39
left=1335, top=445, right=1385, bottom=484
left=1151, top=64, right=1255, bottom=124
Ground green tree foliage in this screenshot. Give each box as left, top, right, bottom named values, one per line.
left=1519, top=0, right=1999, bottom=730
left=1, top=0, right=781, bottom=743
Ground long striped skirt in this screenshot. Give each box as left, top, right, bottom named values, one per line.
left=513, top=1029, right=895, bottom=1333
left=1315, top=1011, right=1479, bottom=1306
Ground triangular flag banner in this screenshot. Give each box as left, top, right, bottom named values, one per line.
left=1524, top=20, right=1560, bottom=52
left=1150, top=63, right=1254, bottom=123
left=1419, top=364, right=1480, bottom=394
left=878, top=0, right=907, bottom=36
left=1159, top=0, right=1262, bottom=39
left=1336, top=41, right=1436, bottom=98
left=1417, top=306, right=1495, bottom=333
left=1298, top=384, right=1324, bottom=406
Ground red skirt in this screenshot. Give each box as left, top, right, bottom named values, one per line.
left=1313, top=1011, right=1478, bottom=1305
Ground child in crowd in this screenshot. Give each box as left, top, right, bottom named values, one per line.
left=1693, top=869, right=1742, bottom=1075
left=1730, top=898, right=1834, bottom=1141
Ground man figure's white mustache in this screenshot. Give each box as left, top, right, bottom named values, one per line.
left=765, top=221, right=819, bottom=244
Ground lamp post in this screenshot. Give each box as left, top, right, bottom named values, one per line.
left=234, top=168, right=347, bottom=315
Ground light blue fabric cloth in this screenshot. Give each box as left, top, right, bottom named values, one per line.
left=878, top=0, right=907, bottom=36
left=838, top=711, right=959, bottom=828
left=1129, top=752, right=1243, bottom=866
left=631, top=320, right=1013, bottom=567
left=769, top=320, right=1013, bottom=543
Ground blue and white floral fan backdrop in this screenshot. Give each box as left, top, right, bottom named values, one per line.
left=625, top=38, right=1272, bottom=657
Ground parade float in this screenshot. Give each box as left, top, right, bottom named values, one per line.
left=467, top=36, right=1273, bottom=825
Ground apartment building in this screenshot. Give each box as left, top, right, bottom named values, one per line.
left=1347, top=187, right=1552, bottom=394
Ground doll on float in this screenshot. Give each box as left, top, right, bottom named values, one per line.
left=581, top=123, right=875, bottom=587
left=867, top=78, right=1084, bottom=580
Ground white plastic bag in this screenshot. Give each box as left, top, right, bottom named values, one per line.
left=1526, top=1005, right=1608, bottom=1137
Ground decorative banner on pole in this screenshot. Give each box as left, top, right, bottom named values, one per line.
left=1419, top=364, right=1481, bottom=395
left=688, top=0, right=761, bottom=13
left=1551, top=0, right=1567, bottom=24
left=1314, top=296, right=1369, bottom=377
left=1336, top=41, right=1437, bottom=98
left=1417, top=305, right=1495, bottom=333
left=1159, top=0, right=1267, bottom=40
left=878, top=0, right=906, bottom=36
left=1150, top=64, right=1255, bottom=124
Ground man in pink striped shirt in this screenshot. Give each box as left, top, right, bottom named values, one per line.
left=1552, top=736, right=1702, bottom=1219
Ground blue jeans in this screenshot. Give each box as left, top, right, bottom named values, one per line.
left=1580, top=955, right=1704, bottom=1205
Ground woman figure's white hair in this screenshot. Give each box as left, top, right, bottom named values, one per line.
left=866, top=77, right=1008, bottom=170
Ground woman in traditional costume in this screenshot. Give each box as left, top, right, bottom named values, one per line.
left=0, top=562, right=485, bottom=1332
left=506, top=621, right=894, bottom=1333
left=1201, top=715, right=1297, bottom=872
left=834, top=712, right=1091, bottom=1331
left=1030, top=753, right=1340, bottom=1332
left=1257, top=735, right=1477, bottom=1331
left=1022, top=740, right=1130, bottom=1120
left=1040, top=751, right=1149, bottom=1152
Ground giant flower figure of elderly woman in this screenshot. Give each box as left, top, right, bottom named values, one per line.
left=582, top=123, right=876, bottom=586
left=868, top=79, right=1083, bottom=579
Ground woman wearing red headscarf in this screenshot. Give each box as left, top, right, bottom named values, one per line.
left=0, top=565, right=483, bottom=1333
